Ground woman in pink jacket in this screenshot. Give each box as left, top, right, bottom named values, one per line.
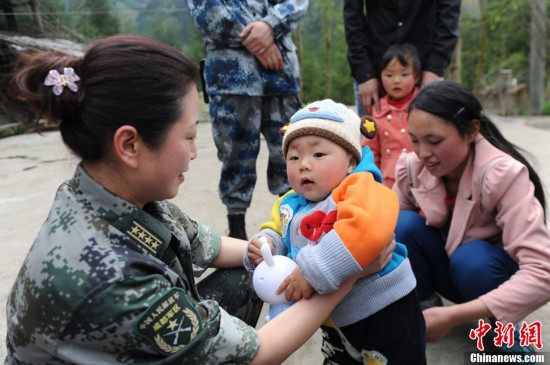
left=393, top=81, right=550, bottom=353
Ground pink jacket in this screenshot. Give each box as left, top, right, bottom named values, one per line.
left=364, top=87, right=419, bottom=188
left=393, top=135, right=550, bottom=324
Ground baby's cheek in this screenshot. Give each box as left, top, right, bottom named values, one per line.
left=286, top=168, right=299, bottom=189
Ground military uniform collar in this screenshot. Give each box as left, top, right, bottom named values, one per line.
left=71, top=164, right=172, bottom=257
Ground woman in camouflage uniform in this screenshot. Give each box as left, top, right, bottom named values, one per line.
left=6, top=35, right=392, bottom=364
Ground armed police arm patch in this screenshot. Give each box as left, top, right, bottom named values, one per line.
left=137, top=288, right=205, bottom=355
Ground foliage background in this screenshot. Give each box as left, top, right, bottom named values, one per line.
left=1, top=0, right=548, bottom=111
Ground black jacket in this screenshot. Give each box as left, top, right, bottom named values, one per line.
left=344, top=0, right=461, bottom=83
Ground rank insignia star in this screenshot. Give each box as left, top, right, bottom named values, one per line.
left=127, top=220, right=163, bottom=255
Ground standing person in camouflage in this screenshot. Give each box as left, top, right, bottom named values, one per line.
left=5, top=34, right=394, bottom=364
left=185, top=0, right=308, bottom=240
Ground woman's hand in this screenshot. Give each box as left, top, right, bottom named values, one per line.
left=363, top=238, right=395, bottom=276
left=423, top=306, right=455, bottom=342
left=423, top=299, right=492, bottom=342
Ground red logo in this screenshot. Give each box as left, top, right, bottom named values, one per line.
left=300, top=210, right=337, bottom=243
left=469, top=319, right=543, bottom=351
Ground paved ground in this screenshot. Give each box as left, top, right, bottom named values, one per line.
left=1, top=115, right=549, bottom=364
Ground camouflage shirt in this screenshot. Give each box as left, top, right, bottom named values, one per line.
left=185, top=0, right=308, bottom=96
left=5, top=165, right=259, bottom=364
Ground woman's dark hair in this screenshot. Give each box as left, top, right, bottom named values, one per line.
left=410, top=80, right=546, bottom=213
left=10, top=35, right=198, bottom=162
left=379, top=43, right=422, bottom=81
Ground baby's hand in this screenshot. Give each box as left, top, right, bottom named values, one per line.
left=277, top=266, right=314, bottom=301
left=248, top=236, right=274, bottom=266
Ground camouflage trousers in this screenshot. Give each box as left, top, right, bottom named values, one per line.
left=198, top=267, right=263, bottom=327
left=209, top=94, right=301, bottom=215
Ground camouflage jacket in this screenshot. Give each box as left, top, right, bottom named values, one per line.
left=185, top=0, right=308, bottom=96
left=5, top=165, right=259, bottom=364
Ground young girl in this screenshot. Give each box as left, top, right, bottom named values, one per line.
left=5, top=35, right=393, bottom=365
left=363, top=43, right=422, bottom=188
left=393, top=80, right=550, bottom=353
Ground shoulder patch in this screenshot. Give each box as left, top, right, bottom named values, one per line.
left=127, top=220, right=164, bottom=255
left=137, top=288, right=203, bottom=355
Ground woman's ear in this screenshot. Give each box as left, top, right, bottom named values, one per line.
left=468, top=119, right=481, bottom=142
left=112, top=125, right=141, bottom=169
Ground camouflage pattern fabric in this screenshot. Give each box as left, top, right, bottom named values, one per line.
left=5, top=164, right=261, bottom=364
left=185, top=0, right=307, bottom=213
left=210, top=95, right=300, bottom=213
left=198, top=267, right=264, bottom=329
left=185, top=0, right=308, bottom=96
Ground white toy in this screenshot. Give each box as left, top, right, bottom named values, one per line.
left=252, top=237, right=297, bottom=322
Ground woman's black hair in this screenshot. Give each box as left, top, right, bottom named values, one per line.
left=409, top=80, right=546, bottom=213
left=379, top=43, right=422, bottom=81
left=10, top=35, right=198, bottom=162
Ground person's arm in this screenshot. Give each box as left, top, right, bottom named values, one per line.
left=211, top=236, right=248, bottom=268
left=343, top=0, right=380, bottom=115
left=184, top=0, right=249, bottom=46
left=261, top=0, right=309, bottom=38
left=393, top=152, right=421, bottom=211
left=296, top=173, right=399, bottom=293
left=423, top=0, right=461, bottom=78
left=343, top=0, right=375, bottom=84
left=423, top=299, right=491, bottom=342
left=477, top=159, right=550, bottom=324
left=240, top=21, right=275, bottom=52
left=252, top=41, right=284, bottom=70
left=240, top=0, right=308, bottom=50
left=357, top=79, right=380, bottom=115
left=251, top=239, right=395, bottom=364
left=425, top=158, right=550, bottom=342
left=240, top=0, right=307, bottom=70
left=252, top=276, right=355, bottom=365
left=331, top=172, right=399, bottom=267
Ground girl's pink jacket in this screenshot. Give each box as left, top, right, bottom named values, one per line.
left=363, top=87, right=419, bottom=188
left=393, top=135, right=550, bottom=324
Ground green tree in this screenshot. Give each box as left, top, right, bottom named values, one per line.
left=300, top=0, right=354, bottom=104
left=64, top=0, right=118, bottom=39
left=461, top=0, right=531, bottom=92
left=320, top=0, right=333, bottom=98
left=7, top=0, right=549, bottom=114
left=136, top=0, right=204, bottom=63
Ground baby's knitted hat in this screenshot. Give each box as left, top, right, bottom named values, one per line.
left=282, top=99, right=376, bottom=163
